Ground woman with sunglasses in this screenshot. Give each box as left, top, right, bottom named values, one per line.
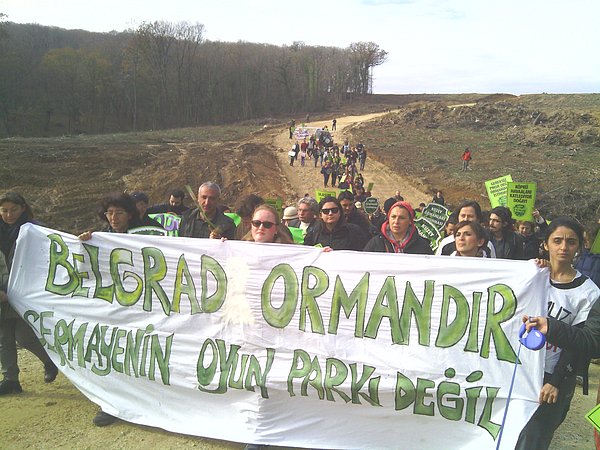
left=241, top=204, right=294, bottom=244
left=303, top=196, right=368, bottom=251
left=363, top=201, right=432, bottom=255
left=0, top=192, right=58, bottom=395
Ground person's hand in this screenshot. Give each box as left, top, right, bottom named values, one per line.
left=322, top=246, right=333, bottom=252
left=220, top=237, right=228, bottom=242
left=534, top=258, right=550, bottom=269
left=522, top=315, right=548, bottom=335
left=532, top=209, right=541, bottom=220
left=78, top=231, right=93, bottom=241
left=0, top=290, right=8, bottom=303
left=539, top=383, right=559, bottom=404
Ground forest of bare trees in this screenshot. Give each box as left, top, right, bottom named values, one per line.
left=0, top=19, right=387, bottom=137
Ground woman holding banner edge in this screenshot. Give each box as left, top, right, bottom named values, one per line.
left=0, top=192, right=58, bottom=395
left=516, top=217, right=600, bottom=449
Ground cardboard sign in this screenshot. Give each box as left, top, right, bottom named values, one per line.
left=485, top=175, right=513, bottom=207
left=414, top=217, right=442, bottom=252
left=315, top=190, right=338, bottom=203
left=363, top=197, right=379, bottom=214
left=421, top=203, right=451, bottom=231
left=506, top=182, right=537, bottom=222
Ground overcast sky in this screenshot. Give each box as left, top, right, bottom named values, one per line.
left=3, top=0, right=599, bottom=94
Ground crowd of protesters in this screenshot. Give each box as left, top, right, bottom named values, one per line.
left=1, top=124, right=600, bottom=450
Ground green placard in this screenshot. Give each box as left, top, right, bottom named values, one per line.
left=148, top=212, right=181, bottom=237
left=586, top=402, right=600, bottom=431
left=421, top=203, right=450, bottom=231
left=264, top=198, right=283, bottom=217
left=224, top=212, right=242, bottom=227
left=506, top=182, right=537, bottom=222
left=414, top=217, right=442, bottom=252
left=315, top=190, right=337, bottom=203
left=591, top=229, right=600, bottom=254
left=485, top=175, right=513, bottom=207
left=366, top=182, right=374, bottom=193
left=288, top=227, right=305, bottom=244
left=363, top=197, right=379, bottom=214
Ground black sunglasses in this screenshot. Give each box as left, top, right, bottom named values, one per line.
left=251, top=220, right=275, bottom=229
left=321, top=207, right=340, bottom=215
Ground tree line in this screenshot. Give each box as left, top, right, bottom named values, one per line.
left=0, top=19, right=387, bottom=137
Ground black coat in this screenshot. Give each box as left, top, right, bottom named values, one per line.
left=303, top=221, right=367, bottom=251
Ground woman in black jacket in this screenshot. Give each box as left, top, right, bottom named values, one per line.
left=303, top=196, right=367, bottom=251
left=0, top=192, right=58, bottom=395
left=363, top=201, right=433, bottom=255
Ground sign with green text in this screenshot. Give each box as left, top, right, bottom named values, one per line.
left=315, top=189, right=337, bottom=203
left=485, top=175, right=513, bottom=208
left=506, top=182, right=537, bottom=222
left=363, top=197, right=379, bottom=214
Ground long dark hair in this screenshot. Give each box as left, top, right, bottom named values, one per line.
left=0, top=192, right=33, bottom=220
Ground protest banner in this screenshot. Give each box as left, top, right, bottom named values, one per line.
left=315, top=189, right=337, bottom=203
left=149, top=213, right=182, bottom=237
left=9, top=224, right=547, bottom=449
left=421, top=203, right=451, bottom=231
left=506, top=182, right=537, bottom=222
left=485, top=175, right=513, bottom=208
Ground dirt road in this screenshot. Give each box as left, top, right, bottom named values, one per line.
left=271, top=113, right=431, bottom=206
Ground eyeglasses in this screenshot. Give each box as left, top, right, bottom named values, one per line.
left=321, top=207, right=340, bottom=215
left=251, top=220, right=275, bottom=229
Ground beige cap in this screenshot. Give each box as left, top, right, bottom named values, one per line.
left=282, top=206, right=298, bottom=220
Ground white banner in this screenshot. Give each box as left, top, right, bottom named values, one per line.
left=8, top=224, right=548, bottom=449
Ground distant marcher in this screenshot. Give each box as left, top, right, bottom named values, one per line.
left=462, top=147, right=472, bottom=171
left=332, top=118, right=337, bottom=131
left=432, top=190, right=445, bottom=206
left=321, top=160, right=333, bottom=187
